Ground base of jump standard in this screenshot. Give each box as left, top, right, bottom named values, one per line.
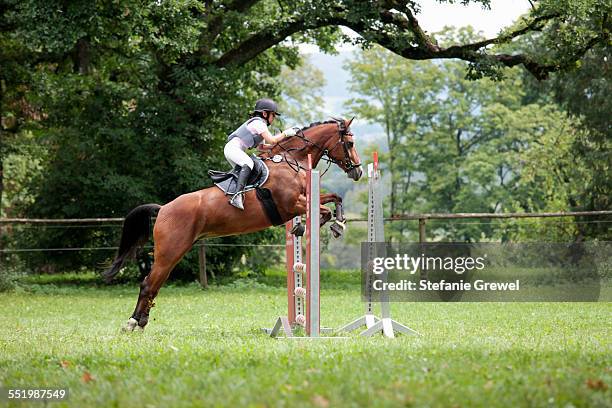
left=337, top=155, right=419, bottom=338
left=264, top=157, right=346, bottom=339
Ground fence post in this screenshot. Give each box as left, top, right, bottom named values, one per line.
left=198, top=242, right=208, bottom=289
left=0, top=224, right=3, bottom=270
left=418, top=218, right=426, bottom=243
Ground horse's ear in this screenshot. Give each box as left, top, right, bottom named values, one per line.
left=346, top=117, right=355, bottom=128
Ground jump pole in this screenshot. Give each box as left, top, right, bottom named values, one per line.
left=266, top=154, right=336, bottom=338
left=338, top=152, right=419, bottom=338
left=305, top=153, right=320, bottom=336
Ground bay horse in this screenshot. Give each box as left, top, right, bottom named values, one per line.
left=105, top=118, right=362, bottom=331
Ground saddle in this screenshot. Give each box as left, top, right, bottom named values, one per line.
left=208, top=154, right=269, bottom=195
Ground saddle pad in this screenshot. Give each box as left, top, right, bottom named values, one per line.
left=212, top=158, right=270, bottom=195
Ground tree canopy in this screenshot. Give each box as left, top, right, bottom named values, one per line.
left=345, top=35, right=610, bottom=242
left=0, top=0, right=609, bottom=275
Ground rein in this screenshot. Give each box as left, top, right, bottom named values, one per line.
left=267, top=120, right=360, bottom=176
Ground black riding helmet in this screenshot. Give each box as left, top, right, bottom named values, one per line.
left=252, top=98, right=281, bottom=125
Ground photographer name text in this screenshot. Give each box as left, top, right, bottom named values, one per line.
left=373, top=279, right=521, bottom=291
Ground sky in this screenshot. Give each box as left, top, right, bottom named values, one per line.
left=300, top=0, right=532, bottom=53
left=417, top=0, right=531, bottom=38
left=298, top=0, right=532, bottom=134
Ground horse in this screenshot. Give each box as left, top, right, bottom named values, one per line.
left=104, top=117, right=362, bottom=331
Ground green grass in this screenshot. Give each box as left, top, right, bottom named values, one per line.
left=0, top=271, right=610, bottom=407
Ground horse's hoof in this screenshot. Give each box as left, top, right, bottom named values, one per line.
left=291, top=223, right=305, bottom=237
left=122, top=318, right=139, bottom=332
left=330, top=220, right=345, bottom=238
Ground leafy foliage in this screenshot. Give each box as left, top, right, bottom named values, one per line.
left=346, top=37, right=608, bottom=242
left=1, top=1, right=609, bottom=275
left=279, top=56, right=327, bottom=125
left=522, top=43, right=611, bottom=240
left=0, top=0, right=313, bottom=276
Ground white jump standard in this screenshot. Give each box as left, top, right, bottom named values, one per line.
left=338, top=153, right=419, bottom=338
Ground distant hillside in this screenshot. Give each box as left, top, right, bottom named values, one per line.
left=308, top=51, right=385, bottom=143
left=306, top=50, right=388, bottom=215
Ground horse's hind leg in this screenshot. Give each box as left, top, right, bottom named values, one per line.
left=124, top=263, right=173, bottom=331
left=123, top=229, right=195, bottom=331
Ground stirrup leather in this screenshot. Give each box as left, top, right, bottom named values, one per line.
left=229, top=192, right=244, bottom=210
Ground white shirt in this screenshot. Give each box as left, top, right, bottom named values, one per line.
left=246, top=119, right=268, bottom=136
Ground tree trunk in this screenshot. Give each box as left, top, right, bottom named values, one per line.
left=73, top=38, right=91, bottom=75
left=0, top=151, right=3, bottom=218
left=0, top=78, right=4, bottom=269
left=0, top=78, right=5, bottom=218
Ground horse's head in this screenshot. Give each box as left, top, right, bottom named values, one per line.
left=299, top=117, right=363, bottom=181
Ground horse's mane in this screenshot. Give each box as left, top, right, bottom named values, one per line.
left=300, top=117, right=345, bottom=132
left=261, top=117, right=348, bottom=160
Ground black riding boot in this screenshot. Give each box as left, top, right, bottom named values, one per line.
left=229, top=165, right=252, bottom=210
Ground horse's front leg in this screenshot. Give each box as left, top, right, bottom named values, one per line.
left=289, top=203, right=333, bottom=237
left=320, top=193, right=344, bottom=219
left=319, top=193, right=346, bottom=238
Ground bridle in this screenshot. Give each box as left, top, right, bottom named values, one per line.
left=274, top=120, right=361, bottom=175
left=318, top=119, right=362, bottom=172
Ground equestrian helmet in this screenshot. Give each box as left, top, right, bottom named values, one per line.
left=253, top=98, right=281, bottom=116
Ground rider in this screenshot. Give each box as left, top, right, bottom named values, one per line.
left=225, top=98, right=300, bottom=210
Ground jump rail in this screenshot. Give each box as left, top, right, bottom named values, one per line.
left=2, top=211, right=610, bottom=224
left=346, top=210, right=612, bottom=243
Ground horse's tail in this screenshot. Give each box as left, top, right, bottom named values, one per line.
left=104, top=204, right=161, bottom=282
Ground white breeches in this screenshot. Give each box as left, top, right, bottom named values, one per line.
left=224, top=138, right=254, bottom=170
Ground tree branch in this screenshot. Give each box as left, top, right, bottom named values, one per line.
left=380, top=1, right=440, bottom=52
left=199, top=0, right=262, bottom=58
left=342, top=5, right=607, bottom=80
left=213, top=17, right=344, bottom=67
left=448, top=12, right=560, bottom=52
left=199, top=0, right=607, bottom=80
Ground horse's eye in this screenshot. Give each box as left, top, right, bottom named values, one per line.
left=346, top=142, right=354, bottom=149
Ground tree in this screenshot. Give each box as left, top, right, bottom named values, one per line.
left=522, top=43, right=611, bottom=240
left=344, top=46, right=441, bottom=217
left=278, top=56, right=327, bottom=126
left=1, top=0, right=609, bottom=273
left=2, top=0, right=609, bottom=214
left=1, top=0, right=305, bottom=275
left=346, top=36, right=601, bottom=242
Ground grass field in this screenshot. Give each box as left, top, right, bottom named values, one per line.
left=0, top=271, right=610, bottom=407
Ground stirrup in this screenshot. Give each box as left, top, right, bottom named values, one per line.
left=229, top=192, right=244, bottom=210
